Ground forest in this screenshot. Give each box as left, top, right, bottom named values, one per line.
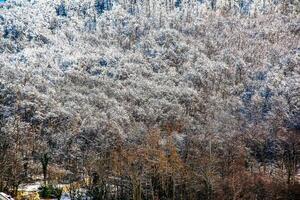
left=0, top=0, right=299, bottom=199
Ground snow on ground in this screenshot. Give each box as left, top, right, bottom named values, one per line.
left=19, top=182, right=42, bottom=192
left=60, top=193, right=71, bottom=200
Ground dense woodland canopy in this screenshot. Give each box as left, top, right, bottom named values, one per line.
left=0, top=0, right=299, bottom=199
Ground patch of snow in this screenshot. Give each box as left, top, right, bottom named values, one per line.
left=19, top=182, right=42, bottom=192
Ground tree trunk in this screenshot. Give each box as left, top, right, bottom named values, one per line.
left=40, top=153, right=50, bottom=185
left=132, top=177, right=142, bottom=200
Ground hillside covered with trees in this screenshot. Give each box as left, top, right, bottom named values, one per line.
left=0, top=0, right=299, bottom=199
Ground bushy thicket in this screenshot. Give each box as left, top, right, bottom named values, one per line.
left=0, top=0, right=299, bottom=199
left=39, top=185, right=63, bottom=199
